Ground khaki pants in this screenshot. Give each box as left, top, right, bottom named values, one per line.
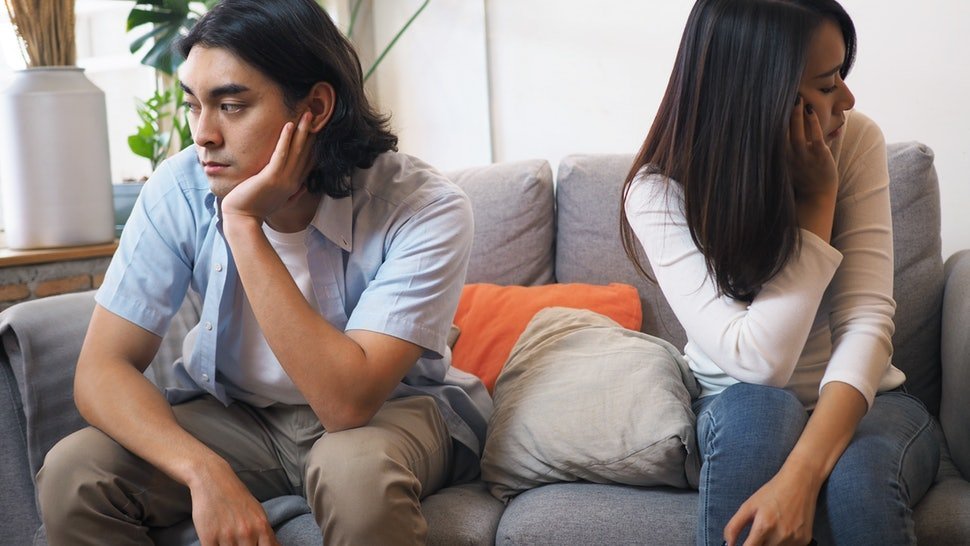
left=37, top=395, right=452, bottom=546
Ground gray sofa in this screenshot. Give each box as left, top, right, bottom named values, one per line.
left=2, top=144, right=969, bottom=545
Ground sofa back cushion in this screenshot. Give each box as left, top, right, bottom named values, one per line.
left=886, top=142, right=943, bottom=414
left=447, top=160, right=556, bottom=286
left=554, top=145, right=944, bottom=413
left=555, top=154, right=688, bottom=349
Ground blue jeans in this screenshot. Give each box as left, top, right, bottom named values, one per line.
left=693, top=383, right=939, bottom=546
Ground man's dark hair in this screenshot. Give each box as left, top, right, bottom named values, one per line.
left=178, top=0, right=398, bottom=197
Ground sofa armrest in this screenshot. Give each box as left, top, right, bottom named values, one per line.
left=0, top=290, right=97, bottom=480
left=941, top=249, right=970, bottom=480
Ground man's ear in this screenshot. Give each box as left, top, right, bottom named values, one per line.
left=306, top=82, right=335, bottom=133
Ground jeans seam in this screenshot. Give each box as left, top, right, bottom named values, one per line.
left=891, top=403, right=933, bottom=541
left=700, top=407, right=717, bottom=546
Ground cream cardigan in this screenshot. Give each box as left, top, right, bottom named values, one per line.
left=625, top=110, right=906, bottom=409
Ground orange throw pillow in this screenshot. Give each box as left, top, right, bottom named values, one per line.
left=452, top=283, right=643, bottom=392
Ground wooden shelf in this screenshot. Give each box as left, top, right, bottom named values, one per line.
left=0, top=235, right=117, bottom=267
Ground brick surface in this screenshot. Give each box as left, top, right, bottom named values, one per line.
left=34, top=275, right=92, bottom=298
left=0, top=283, right=30, bottom=302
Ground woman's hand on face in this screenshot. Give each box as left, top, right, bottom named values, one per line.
left=723, top=463, right=821, bottom=546
left=221, top=111, right=314, bottom=223
left=788, top=97, right=838, bottom=203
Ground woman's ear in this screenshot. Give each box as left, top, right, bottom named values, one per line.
left=305, top=82, right=336, bottom=133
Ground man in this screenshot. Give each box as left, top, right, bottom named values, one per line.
left=36, top=1, right=490, bottom=544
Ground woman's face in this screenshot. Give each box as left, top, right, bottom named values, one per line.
left=798, top=19, right=856, bottom=145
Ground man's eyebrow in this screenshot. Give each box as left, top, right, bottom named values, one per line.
left=178, top=81, right=251, bottom=99
left=814, top=64, right=842, bottom=79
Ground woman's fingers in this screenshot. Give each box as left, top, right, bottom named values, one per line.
left=790, top=96, right=806, bottom=152
left=724, top=502, right=754, bottom=546
left=805, top=106, right=827, bottom=152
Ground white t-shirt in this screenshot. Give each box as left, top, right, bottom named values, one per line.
left=624, top=110, right=905, bottom=409
left=221, top=223, right=318, bottom=406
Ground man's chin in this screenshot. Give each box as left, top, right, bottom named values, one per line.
left=207, top=177, right=240, bottom=198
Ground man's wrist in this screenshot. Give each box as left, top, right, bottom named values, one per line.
left=222, top=212, right=264, bottom=243
left=179, top=451, right=234, bottom=491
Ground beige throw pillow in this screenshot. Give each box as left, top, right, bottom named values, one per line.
left=481, top=307, right=700, bottom=502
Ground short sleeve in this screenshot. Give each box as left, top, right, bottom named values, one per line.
left=95, top=160, right=195, bottom=336
left=345, top=188, right=474, bottom=359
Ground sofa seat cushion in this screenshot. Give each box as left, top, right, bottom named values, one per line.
left=912, top=439, right=970, bottom=543
left=496, top=483, right=698, bottom=545
left=143, top=483, right=504, bottom=546
left=482, top=307, right=699, bottom=502
left=424, top=481, right=506, bottom=545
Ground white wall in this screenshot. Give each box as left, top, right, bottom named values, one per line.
left=369, top=0, right=492, bottom=170
left=374, top=0, right=970, bottom=258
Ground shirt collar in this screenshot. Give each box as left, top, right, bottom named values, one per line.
left=310, top=193, right=353, bottom=252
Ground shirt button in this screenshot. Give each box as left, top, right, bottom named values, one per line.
left=204, top=321, right=213, bottom=331
left=201, top=373, right=209, bottom=382
left=215, top=263, right=223, bottom=272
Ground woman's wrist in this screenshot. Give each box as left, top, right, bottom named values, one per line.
left=796, top=190, right=837, bottom=243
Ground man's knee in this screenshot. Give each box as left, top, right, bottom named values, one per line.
left=305, top=429, right=425, bottom=539
left=37, top=427, right=130, bottom=522
left=306, top=429, right=418, bottom=500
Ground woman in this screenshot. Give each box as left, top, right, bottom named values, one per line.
left=620, top=1, right=939, bottom=545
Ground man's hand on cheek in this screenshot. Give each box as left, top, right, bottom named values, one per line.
left=221, top=111, right=315, bottom=224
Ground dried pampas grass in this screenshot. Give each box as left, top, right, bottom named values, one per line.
left=4, top=0, right=76, bottom=67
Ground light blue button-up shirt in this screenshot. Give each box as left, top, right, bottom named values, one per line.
left=97, top=147, right=492, bottom=480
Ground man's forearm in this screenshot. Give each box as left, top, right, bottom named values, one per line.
left=222, top=215, right=418, bottom=431
left=75, top=357, right=230, bottom=488
left=75, top=307, right=230, bottom=488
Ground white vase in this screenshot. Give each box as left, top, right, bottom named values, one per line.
left=0, top=67, right=115, bottom=249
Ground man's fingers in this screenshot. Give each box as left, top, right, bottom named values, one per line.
left=269, top=121, right=295, bottom=173
left=284, top=111, right=312, bottom=173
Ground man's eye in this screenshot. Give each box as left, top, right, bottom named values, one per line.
left=183, top=102, right=200, bottom=114
left=221, top=104, right=243, bottom=113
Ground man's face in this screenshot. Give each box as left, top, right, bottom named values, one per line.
left=179, top=46, right=301, bottom=197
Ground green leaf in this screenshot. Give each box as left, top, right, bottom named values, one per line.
left=128, top=134, right=154, bottom=159
left=364, top=0, right=430, bottom=82
left=127, top=7, right=179, bottom=32
left=129, top=23, right=169, bottom=54
left=140, top=28, right=184, bottom=75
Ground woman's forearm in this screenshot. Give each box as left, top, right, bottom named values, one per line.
left=783, top=380, right=867, bottom=486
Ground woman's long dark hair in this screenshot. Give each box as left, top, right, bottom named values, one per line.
left=178, top=0, right=397, bottom=197
left=620, top=0, right=856, bottom=301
